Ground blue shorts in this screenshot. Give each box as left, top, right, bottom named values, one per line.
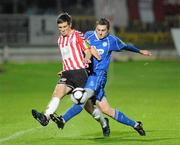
left=85, top=70, right=107, bottom=101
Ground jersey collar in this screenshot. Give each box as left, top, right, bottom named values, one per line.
left=94, top=31, right=109, bottom=40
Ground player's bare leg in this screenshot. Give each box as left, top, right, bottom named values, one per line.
left=97, top=98, right=145, bottom=136
left=32, top=84, right=72, bottom=126
left=44, top=84, right=71, bottom=118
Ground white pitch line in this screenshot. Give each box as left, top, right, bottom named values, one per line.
left=0, top=127, right=41, bottom=143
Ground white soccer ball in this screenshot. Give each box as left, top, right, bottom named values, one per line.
left=71, top=88, right=87, bottom=104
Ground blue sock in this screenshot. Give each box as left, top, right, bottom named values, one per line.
left=114, top=110, right=136, bottom=127
left=63, top=104, right=83, bottom=122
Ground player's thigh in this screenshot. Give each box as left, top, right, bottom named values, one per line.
left=85, top=75, right=99, bottom=91
left=96, top=86, right=106, bottom=101
left=52, top=84, right=72, bottom=99
left=97, top=98, right=114, bottom=117
left=86, top=72, right=107, bottom=91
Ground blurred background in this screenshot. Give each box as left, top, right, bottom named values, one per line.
left=0, top=0, right=180, bottom=62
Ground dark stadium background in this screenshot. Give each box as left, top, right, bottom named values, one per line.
left=0, top=0, right=180, bottom=62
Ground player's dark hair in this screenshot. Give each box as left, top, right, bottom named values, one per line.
left=57, top=12, right=72, bottom=25
left=96, top=18, right=110, bottom=30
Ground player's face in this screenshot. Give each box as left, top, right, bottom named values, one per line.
left=95, top=25, right=109, bottom=39
left=58, top=22, right=71, bottom=36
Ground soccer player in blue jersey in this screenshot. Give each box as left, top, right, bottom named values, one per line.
left=50, top=18, right=152, bottom=136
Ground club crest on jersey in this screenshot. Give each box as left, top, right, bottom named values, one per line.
left=89, top=80, right=94, bottom=86
left=97, top=49, right=104, bottom=55
left=102, top=42, right=107, bottom=47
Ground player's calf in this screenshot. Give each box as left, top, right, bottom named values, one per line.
left=92, top=108, right=111, bottom=137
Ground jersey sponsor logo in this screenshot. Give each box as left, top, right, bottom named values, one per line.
left=97, top=49, right=104, bottom=55
left=102, top=42, right=108, bottom=47
left=62, top=46, right=71, bottom=59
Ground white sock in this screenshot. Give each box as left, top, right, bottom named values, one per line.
left=44, top=97, right=60, bottom=119
left=92, top=107, right=107, bottom=128
left=134, top=121, right=139, bottom=128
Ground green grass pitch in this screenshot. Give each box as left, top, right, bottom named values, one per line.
left=0, top=61, right=180, bottom=145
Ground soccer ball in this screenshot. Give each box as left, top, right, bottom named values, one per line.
left=71, top=88, right=87, bottom=104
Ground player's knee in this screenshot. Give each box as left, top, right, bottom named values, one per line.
left=53, top=87, right=66, bottom=98
left=53, top=91, right=63, bottom=98
left=85, top=88, right=95, bottom=99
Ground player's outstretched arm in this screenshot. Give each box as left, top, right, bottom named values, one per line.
left=123, top=44, right=152, bottom=57
left=139, top=50, right=152, bottom=56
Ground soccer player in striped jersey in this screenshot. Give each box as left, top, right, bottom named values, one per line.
left=50, top=18, right=152, bottom=136
left=31, top=13, right=110, bottom=136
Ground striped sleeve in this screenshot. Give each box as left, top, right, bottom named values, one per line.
left=75, top=31, right=90, bottom=51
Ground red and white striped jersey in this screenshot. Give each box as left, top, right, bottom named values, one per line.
left=57, top=30, right=89, bottom=71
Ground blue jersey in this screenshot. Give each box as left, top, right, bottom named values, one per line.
left=85, top=31, right=140, bottom=100
left=85, top=31, right=140, bottom=73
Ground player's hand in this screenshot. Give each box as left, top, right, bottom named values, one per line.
left=83, top=58, right=91, bottom=64
left=140, top=50, right=152, bottom=56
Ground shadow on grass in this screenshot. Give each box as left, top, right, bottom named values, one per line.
left=85, top=130, right=179, bottom=143
left=41, top=130, right=179, bottom=143
left=29, top=130, right=180, bottom=145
